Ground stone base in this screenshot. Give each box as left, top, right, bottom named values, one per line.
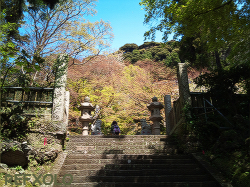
left=140, top=130, right=151, bottom=135
left=91, top=132, right=102, bottom=135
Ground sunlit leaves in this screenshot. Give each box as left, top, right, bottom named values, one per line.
left=140, top=0, right=249, bottom=52
left=67, top=56, right=174, bottom=134
left=61, top=20, right=113, bottom=58
left=21, top=0, right=112, bottom=60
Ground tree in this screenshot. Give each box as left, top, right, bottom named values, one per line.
left=121, top=41, right=181, bottom=66
left=0, top=0, right=68, bottom=40
left=140, top=0, right=250, bottom=70
left=119, top=43, right=139, bottom=53
left=0, top=10, right=32, bottom=87
left=20, top=0, right=113, bottom=60
left=140, top=0, right=247, bottom=47
left=140, top=0, right=250, bottom=94
left=67, top=55, right=174, bottom=135
left=4, top=0, right=113, bottom=87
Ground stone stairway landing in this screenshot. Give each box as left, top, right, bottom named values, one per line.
left=54, top=135, right=221, bottom=187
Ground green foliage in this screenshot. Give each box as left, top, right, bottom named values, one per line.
left=53, top=54, right=69, bottom=87
left=1, top=0, right=63, bottom=26
left=140, top=0, right=249, bottom=52
left=119, top=43, right=139, bottom=53
left=195, top=64, right=250, bottom=115
left=68, top=62, right=171, bottom=135
left=0, top=104, right=30, bottom=141
left=164, top=49, right=180, bottom=67
left=15, top=165, right=23, bottom=171
left=0, top=10, right=45, bottom=87
left=140, top=0, right=250, bottom=78
left=121, top=41, right=180, bottom=66
left=0, top=11, right=19, bottom=87
left=178, top=36, right=212, bottom=68
left=10, top=145, right=19, bottom=151
left=138, top=41, right=161, bottom=49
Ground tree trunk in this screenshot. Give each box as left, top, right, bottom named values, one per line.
left=215, top=50, right=222, bottom=72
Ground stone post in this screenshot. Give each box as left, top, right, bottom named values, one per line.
left=79, top=96, right=95, bottom=136
left=177, top=63, right=191, bottom=107
left=164, top=95, right=172, bottom=135
left=147, top=97, right=164, bottom=135
left=177, top=63, right=191, bottom=134
left=64, top=91, right=70, bottom=127
left=52, top=54, right=69, bottom=132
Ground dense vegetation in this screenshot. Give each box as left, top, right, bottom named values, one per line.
left=139, top=1, right=250, bottom=186
left=0, top=0, right=113, bottom=141
left=67, top=53, right=177, bottom=135
left=119, top=41, right=180, bottom=67
left=1, top=0, right=250, bottom=185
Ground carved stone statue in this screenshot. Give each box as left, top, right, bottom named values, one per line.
left=140, top=119, right=151, bottom=135
left=91, top=119, right=103, bottom=135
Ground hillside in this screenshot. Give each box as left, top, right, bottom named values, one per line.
left=66, top=49, right=205, bottom=135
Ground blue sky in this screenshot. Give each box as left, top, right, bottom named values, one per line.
left=86, top=0, right=173, bottom=51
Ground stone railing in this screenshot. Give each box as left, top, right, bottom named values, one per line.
left=167, top=92, right=210, bottom=135
left=1, top=87, right=54, bottom=119
left=165, top=63, right=191, bottom=135
left=168, top=97, right=183, bottom=135
left=165, top=63, right=248, bottom=135
left=1, top=54, right=70, bottom=133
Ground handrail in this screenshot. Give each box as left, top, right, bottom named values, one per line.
left=2, top=87, right=54, bottom=90
left=204, top=99, right=233, bottom=126
left=5, top=100, right=52, bottom=104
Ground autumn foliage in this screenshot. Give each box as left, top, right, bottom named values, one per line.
left=67, top=55, right=178, bottom=135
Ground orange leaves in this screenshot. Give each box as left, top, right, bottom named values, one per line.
left=67, top=55, right=177, bottom=134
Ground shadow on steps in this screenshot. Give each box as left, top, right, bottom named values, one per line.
left=54, top=135, right=222, bottom=187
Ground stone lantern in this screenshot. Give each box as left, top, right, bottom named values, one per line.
left=79, top=96, right=95, bottom=136
left=147, top=96, right=164, bottom=135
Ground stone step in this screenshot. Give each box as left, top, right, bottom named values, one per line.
left=58, top=168, right=207, bottom=176
left=57, top=175, right=212, bottom=183
left=63, top=158, right=194, bottom=165
left=54, top=181, right=220, bottom=187
left=68, top=135, right=169, bottom=139
left=67, top=138, right=174, bottom=143
left=61, top=163, right=199, bottom=170
left=67, top=137, right=174, bottom=143
left=66, top=154, right=191, bottom=160
left=66, top=141, right=170, bottom=146
left=54, top=136, right=221, bottom=187
left=69, top=149, right=176, bottom=154
left=67, top=145, right=173, bottom=150
left=66, top=140, right=177, bottom=146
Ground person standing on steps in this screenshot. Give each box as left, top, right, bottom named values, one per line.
left=111, top=121, right=120, bottom=135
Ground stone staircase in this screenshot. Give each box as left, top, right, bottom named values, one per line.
left=54, top=135, right=221, bottom=187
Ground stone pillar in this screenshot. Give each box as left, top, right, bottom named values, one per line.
left=79, top=96, right=95, bottom=136
left=64, top=91, right=70, bottom=127
left=164, top=95, right=172, bottom=135
left=52, top=82, right=66, bottom=123
left=52, top=54, right=69, bottom=132
left=177, top=63, right=191, bottom=107
left=177, top=63, right=191, bottom=134
left=147, top=97, right=164, bottom=135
